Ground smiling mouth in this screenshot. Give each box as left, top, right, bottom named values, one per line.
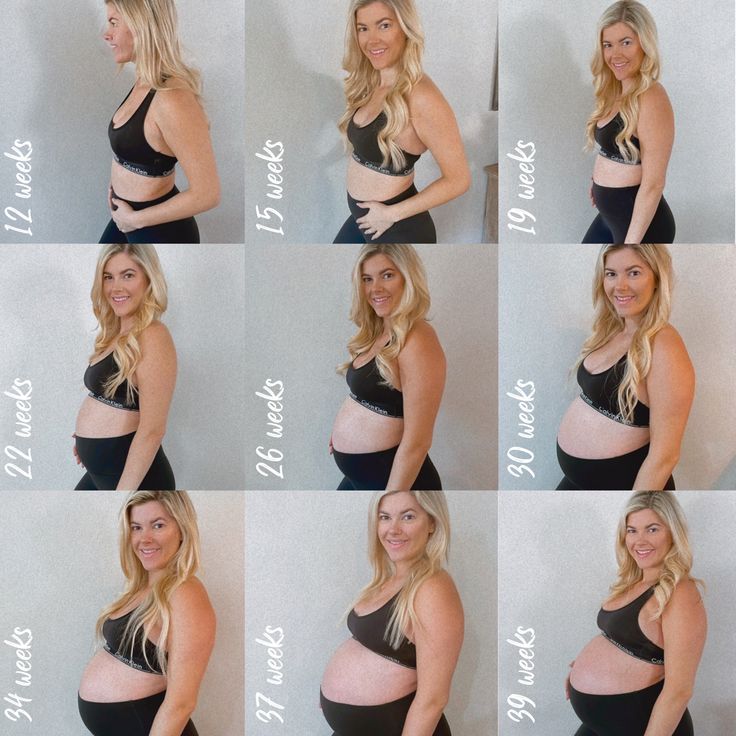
left=369, top=48, right=387, bottom=57
left=111, top=295, right=129, bottom=304
left=372, top=296, right=390, bottom=306
left=634, top=548, right=654, bottom=559
left=614, top=295, right=635, bottom=305
left=386, top=539, right=407, bottom=549
left=139, top=548, right=160, bottom=558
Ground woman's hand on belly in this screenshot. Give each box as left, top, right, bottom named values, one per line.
left=355, top=200, right=397, bottom=241
left=110, top=195, right=142, bottom=234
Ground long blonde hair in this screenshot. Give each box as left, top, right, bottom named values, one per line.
left=585, top=1, right=661, bottom=163
left=91, top=244, right=168, bottom=407
left=339, top=244, right=431, bottom=389
left=338, top=0, right=424, bottom=171
left=610, top=491, right=701, bottom=619
left=96, top=491, right=201, bottom=675
left=105, top=0, right=201, bottom=95
left=577, top=244, right=672, bottom=424
left=355, top=491, right=450, bottom=649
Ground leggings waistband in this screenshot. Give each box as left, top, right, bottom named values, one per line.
left=112, top=185, right=179, bottom=211
left=347, top=182, right=418, bottom=211
left=333, top=445, right=441, bottom=490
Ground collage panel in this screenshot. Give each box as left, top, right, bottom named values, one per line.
left=500, top=244, right=736, bottom=491
left=245, top=0, right=498, bottom=244
left=499, top=0, right=735, bottom=244
left=245, top=490, right=497, bottom=735
left=0, top=490, right=244, bottom=735
left=244, top=244, right=497, bottom=490
left=0, top=244, right=246, bottom=490
left=1, top=0, right=244, bottom=244
left=498, top=490, right=736, bottom=735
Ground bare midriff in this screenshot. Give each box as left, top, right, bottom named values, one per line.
left=570, top=635, right=663, bottom=695
left=79, top=649, right=166, bottom=703
left=332, top=397, right=404, bottom=454
left=346, top=158, right=416, bottom=203
left=75, top=396, right=140, bottom=439
left=322, top=637, right=417, bottom=705
left=558, top=397, right=649, bottom=459
left=110, top=161, right=175, bottom=203
left=592, top=154, right=642, bottom=188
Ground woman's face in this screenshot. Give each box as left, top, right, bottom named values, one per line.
left=103, top=4, right=135, bottom=64
left=103, top=252, right=149, bottom=326
left=355, top=2, right=407, bottom=71
left=625, top=509, right=672, bottom=574
left=129, top=501, right=182, bottom=579
left=603, top=247, right=656, bottom=323
left=361, top=253, right=405, bottom=320
left=601, top=22, right=645, bottom=84
left=377, top=492, right=434, bottom=570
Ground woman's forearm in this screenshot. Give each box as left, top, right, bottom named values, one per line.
left=388, top=172, right=470, bottom=222
left=386, top=440, right=432, bottom=491
left=149, top=698, right=195, bottom=736
left=116, top=428, right=165, bottom=491
left=400, top=693, right=447, bottom=736
left=132, top=187, right=220, bottom=228
left=632, top=450, right=678, bottom=491
left=624, top=183, right=664, bottom=243
left=643, top=688, right=691, bottom=736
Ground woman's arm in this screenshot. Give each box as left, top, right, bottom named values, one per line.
left=644, top=580, right=706, bottom=736
left=150, top=578, right=216, bottom=736
left=401, top=572, right=464, bottom=736
left=633, top=326, right=694, bottom=490
left=112, top=88, right=221, bottom=230
left=624, top=84, right=674, bottom=243
left=116, top=323, right=177, bottom=490
left=357, top=77, right=471, bottom=239
left=386, top=322, right=446, bottom=491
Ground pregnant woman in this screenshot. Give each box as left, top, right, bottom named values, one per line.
left=321, top=490, right=463, bottom=735
left=333, top=0, right=470, bottom=243
left=583, top=1, right=675, bottom=244
left=331, top=244, right=445, bottom=490
left=566, top=491, right=706, bottom=735
left=74, top=244, right=177, bottom=490
left=557, top=245, right=694, bottom=490
left=79, top=491, right=215, bottom=736
left=100, top=0, right=220, bottom=243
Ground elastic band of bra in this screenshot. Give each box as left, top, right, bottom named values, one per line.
left=113, top=153, right=176, bottom=178
left=597, top=148, right=640, bottom=166
left=88, top=391, right=139, bottom=412
left=348, top=392, right=400, bottom=417
left=579, top=391, right=647, bottom=428
left=351, top=151, right=414, bottom=177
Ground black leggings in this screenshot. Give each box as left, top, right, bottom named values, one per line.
left=333, top=446, right=441, bottom=490
left=79, top=690, right=198, bottom=736
left=320, top=690, right=451, bottom=736
left=333, top=183, right=437, bottom=244
left=556, top=442, right=675, bottom=491
left=583, top=183, right=675, bottom=244
left=99, top=186, right=200, bottom=244
left=75, top=432, right=175, bottom=490
left=569, top=680, right=693, bottom=735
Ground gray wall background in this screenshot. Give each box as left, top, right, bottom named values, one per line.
left=245, top=490, right=497, bottom=736
left=244, top=245, right=497, bottom=490
left=0, top=0, right=244, bottom=244
left=499, top=0, right=735, bottom=243
left=498, top=491, right=736, bottom=735
left=0, top=244, right=246, bottom=490
left=245, top=0, right=498, bottom=244
left=0, top=490, right=244, bottom=736
left=499, top=244, right=736, bottom=490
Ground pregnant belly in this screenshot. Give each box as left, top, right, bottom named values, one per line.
left=322, top=638, right=417, bottom=706
left=332, top=397, right=404, bottom=454
left=557, top=397, right=649, bottom=459
left=76, top=396, right=140, bottom=439
left=592, top=155, right=642, bottom=188
left=79, top=650, right=166, bottom=703
left=570, top=636, right=664, bottom=695
left=346, top=159, right=415, bottom=202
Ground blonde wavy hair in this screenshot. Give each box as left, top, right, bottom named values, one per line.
left=354, top=491, right=450, bottom=649
left=105, top=0, right=201, bottom=95
left=339, top=244, right=431, bottom=389
left=577, top=244, right=673, bottom=424
left=585, top=1, right=661, bottom=164
left=95, top=491, right=201, bottom=675
left=91, top=244, right=168, bottom=407
left=610, top=491, right=701, bottom=620
left=338, top=0, right=425, bottom=172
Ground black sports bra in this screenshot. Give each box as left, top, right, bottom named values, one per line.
left=348, top=591, right=416, bottom=669
left=346, top=355, right=403, bottom=418
left=84, top=352, right=140, bottom=411
left=347, top=111, right=421, bottom=177
left=598, top=586, right=664, bottom=665
left=595, top=113, right=641, bottom=165
left=103, top=609, right=162, bottom=674
left=577, top=354, right=649, bottom=428
left=109, top=87, right=178, bottom=178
